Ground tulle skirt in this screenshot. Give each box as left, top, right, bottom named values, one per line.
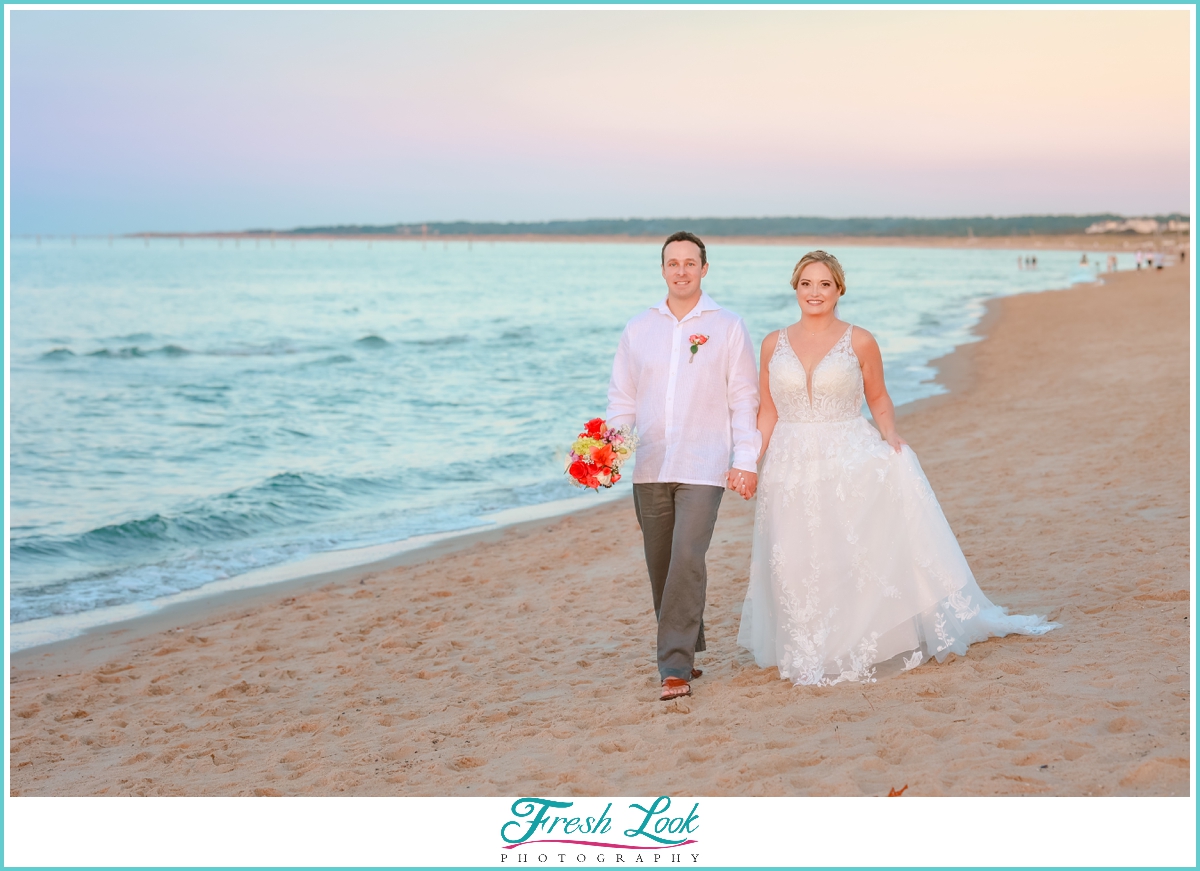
left=737, top=416, right=1059, bottom=686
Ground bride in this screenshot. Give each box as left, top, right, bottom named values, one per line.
left=736, top=250, right=1059, bottom=686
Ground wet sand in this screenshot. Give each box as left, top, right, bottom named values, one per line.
left=9, top=263, right=1191, bottom=797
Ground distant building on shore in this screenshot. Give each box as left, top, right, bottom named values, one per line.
left=1086, top=218, right=1190, bottom=234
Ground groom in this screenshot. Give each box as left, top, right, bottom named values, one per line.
left=606, top=231, right=760, bottom=701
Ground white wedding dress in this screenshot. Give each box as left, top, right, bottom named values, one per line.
left=737, top=325, right=1060, bottom=686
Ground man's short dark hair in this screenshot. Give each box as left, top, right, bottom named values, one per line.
left=661, top=231, right=707, bottom=266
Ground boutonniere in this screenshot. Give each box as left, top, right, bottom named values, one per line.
left=688, top=334, right=709, bottom=363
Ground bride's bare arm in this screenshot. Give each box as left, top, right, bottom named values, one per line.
left=853, top=327, right=907, bottom=453
left=757, top=331, right=781, bottom=463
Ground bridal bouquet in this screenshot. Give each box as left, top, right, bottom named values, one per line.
left=565, top=417, right=637, bottom=490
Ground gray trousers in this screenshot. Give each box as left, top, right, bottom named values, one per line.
left=632, top=482, right=725, bottom=681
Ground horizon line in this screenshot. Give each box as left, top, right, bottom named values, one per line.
left=161, top=211, right=1195, bottom=239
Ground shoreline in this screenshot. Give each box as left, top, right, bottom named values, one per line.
left=25, top=232, right=1188, bottom=253
left=9, top=270, right=1052, bottom=658
left=9, top=491, right=628, bottom=657
left=8, top=262, right=1190, bottom=797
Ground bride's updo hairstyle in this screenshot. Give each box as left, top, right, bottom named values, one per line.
left=790, top=250, right=847, bottom=296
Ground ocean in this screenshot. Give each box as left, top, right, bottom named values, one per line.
left=7, top=237, right=1123, bottom=648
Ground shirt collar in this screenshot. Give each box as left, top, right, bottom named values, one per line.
left=654, top=291, right=722, bottom=322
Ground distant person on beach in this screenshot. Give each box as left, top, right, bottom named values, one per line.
left=606, top=231, right=760, bottom=702
left=737, top=250, right=1059, bottom=685
left=1136, top=250, right=1144, bottom=270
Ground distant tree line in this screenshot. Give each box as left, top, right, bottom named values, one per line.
left=253, top=214, right=1190, bottom=238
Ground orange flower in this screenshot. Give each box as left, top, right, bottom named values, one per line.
left=590, top=443, right=616, bottom=468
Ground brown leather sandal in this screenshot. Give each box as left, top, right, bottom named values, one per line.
left=660, top=677, right=692, bottom=701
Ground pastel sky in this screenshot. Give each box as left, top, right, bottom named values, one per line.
left=8, top=8, right=1193, bottom=234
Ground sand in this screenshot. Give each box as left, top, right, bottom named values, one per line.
left=8, top=263, right=1192, bottom=798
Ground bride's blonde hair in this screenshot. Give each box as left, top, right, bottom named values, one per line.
left=790, top=250, right=847, bottom=296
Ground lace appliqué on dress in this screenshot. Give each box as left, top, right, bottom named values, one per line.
left=737, top=322, right=1061, bottom=687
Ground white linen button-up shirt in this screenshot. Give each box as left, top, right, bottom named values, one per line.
left=606, top=291, right=761, bottom=487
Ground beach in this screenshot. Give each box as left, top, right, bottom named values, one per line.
left=8, top=262, right=1191, bottom=797
left=9, top=240, right=1112, bottom=632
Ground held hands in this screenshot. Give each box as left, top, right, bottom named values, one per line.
left=726, top=468, right=757, bottom=500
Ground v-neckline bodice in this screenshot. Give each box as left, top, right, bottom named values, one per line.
left=780, top=324, right=854, bottom=406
